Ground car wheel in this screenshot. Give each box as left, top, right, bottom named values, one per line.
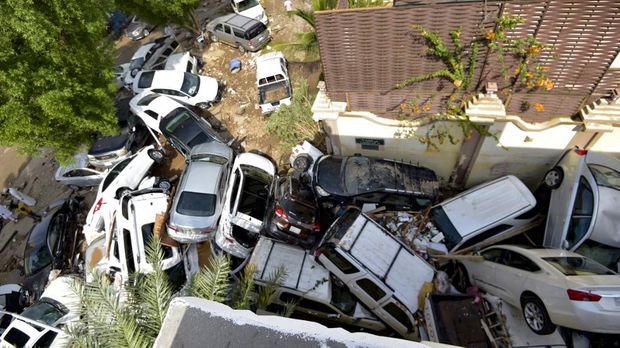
left=543, top=167, right=563, bottom=189
left=237, top=44, right=246, bottom=53
left=147, top=149, right=165, bottom=163
left=210, top=33, right=218, bottom=43
left=157, top=178, right=172, bottom=192
left=293, top=154, right=313, bottom=172
left=115, top=187, right=131, bottom=199
left=521, top=295, right=556, bottom=335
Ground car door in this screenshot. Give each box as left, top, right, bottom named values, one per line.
left=221, top=24, right=235, bottom=45
left=493, top=250, right=541, bottom=307
left=468, top=248, right=502, bottom=293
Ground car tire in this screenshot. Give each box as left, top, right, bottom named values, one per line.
left=293, top=154, right=313, bottom=172
left=237, top=44, right=246, bottom=53
left=157, top=178, right=172, bottom=192
left=148, top=149, right=165, bottom=164
left=543, top=167, right=563, bottom=189
left=210, top=34, right=218, bottom=43
left=115, top=187, right=131, bottom=199
left=521, top=295, right=556, bottom=335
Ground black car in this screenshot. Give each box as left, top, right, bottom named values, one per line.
left=159, top=106, right=224, bottom=157
left=21, top=195, right=83, bottom=301
left=265, top=175, right=321, bottom=249
left=312, top=155, right=439, bottom=210
left=87, top=97, right=151, bottom=168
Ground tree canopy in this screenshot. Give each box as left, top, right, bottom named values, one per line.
left=115, top=0, right=201, bottom=30
left=0, top=0, right=118, bottom=162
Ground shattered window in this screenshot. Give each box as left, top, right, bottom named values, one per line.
left=330, top=282, right=356, bottom=315
left=589, top=164, right=620, bottom=191
left=322, top=247, right=359, bottom=274
left=355, top=278, right=385, bottom=301
left=383, top=302, right=413, bottom=332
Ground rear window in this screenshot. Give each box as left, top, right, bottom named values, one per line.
left=245, top=22, right=267, bottom=40
left=137, top=71, right=155, bottom=89
left=137, top=94, right=159, bottom=106
left=323, top=208, right=360, bottom=244
left=177, top=192, right=216, bottom=216
left=21, top=299, right=67, bottom=325
left=543, top=256, right=616, bottom=276
left=430, top=206, right=461, bottom=251
left=589, top=164, right=620, bottom=191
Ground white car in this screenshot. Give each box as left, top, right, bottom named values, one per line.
left=542, top=148, right=620, bottom=272
left=164, top=51, right=201, bottom=74
left=214, top=152, right=276, bottom=271
left=459, top=245, right=620, bottom=335
left=123, top=36, right=180, bottom=87
left=113, top=63, right=129, bottom=89
left=86, top=189, right=185, bottom=287
left=256, top=51, right=291, bottom=114
left=82, top=145, right=165, bottom=244
left=55, top=152, right=107, bottom=188
left=230, top=0, right=268, bottom=25
left=132, top=70, right=222, bottom=109
left=0, top=276, right=79, bottom=347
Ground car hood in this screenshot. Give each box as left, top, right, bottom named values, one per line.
left=239, top=6, right=265, bottom=21
left=589, top=186, right=620, bottom=247
left=88, top=133, right=130, bottom=156
left=197, top=76, right=219, bottom=102
left=126, top=22, right=145, bottom=34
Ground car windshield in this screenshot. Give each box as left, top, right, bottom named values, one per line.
left=191, top=154, right=228, bottom=165
left=23, top=213, right=61, bottom=276
left=162, top=109, right=213, bottom=150
left=177, top=192, right=216, bottom=216
left=137, top=94, right=159, bottom=106
left=237, top=0, right=259, bottom=11
left=129, top=57, right=145, bottom=70
left=180, top=73, right=200, bottom=97
left=575, top=239, right=620, bottom=272
left=137, top=71, right=155, bottom=89
left=566, top=177, right=594, bottom=249
left=543, top=256, right=616, bottom=276
left=21, top=299, right=68, bottom=326
left=430, top=206, right=461, bottom=251
left=589, top=164, right=620, bottom=191
left=245, top=22, right=267, bottom=40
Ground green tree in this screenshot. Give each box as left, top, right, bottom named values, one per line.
left=0, top=0, right=119, bottom=163
left=115, top=0, right=201, bottom=32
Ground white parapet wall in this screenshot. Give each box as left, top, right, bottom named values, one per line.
left=155, top=297, right=444, bottom=348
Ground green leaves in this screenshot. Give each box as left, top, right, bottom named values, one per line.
left=115, top=0, right=200, bottom=30
left=0, top=0, right=117, bottom=163
left=189, top=252, right=231, bottom=303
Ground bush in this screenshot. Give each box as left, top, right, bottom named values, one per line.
left=266, top=79, right=320, bottom=149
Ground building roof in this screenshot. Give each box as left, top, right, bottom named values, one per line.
left=315, top=0, right=620, bottom=123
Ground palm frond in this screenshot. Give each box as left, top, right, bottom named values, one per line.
left=289, top=9, right=315, bottom=28
left=232, top=263, right=256, bottom=310
left=255, top=266, right=287, bottom=311
left=189, top=253, right=231, bottom=303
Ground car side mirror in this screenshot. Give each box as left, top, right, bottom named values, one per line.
left=561, top=240, right=570, bottom=249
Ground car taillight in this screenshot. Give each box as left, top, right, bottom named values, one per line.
left=275, top=206, right=288, bottom=220
left=312, top=223, right=321, bottom=232
left=313, top=248, right=322, bottom=257
left=93, top=198, right=103, bottom=214
left=567, top=289, right=601, bottom=302
left=167, top=225, right=177, bottom=232
left=249, top=40, right=253, bottom=46
left=574, top=148, right=588, bottom=156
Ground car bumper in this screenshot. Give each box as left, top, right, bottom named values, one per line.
left=266, top=223, right=316, bottom=249
left=559, top=302, right=620, bottom=333
left=167, top=227, right=214, bottom=243
left=214, top=227, right=252, bottom=259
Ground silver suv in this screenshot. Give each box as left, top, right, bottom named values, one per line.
left=206, top=14, right=270, bottom=53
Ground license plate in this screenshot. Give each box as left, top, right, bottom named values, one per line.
left=289, top=226, right=301, bottom=235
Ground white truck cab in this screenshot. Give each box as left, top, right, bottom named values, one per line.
left=231, top=0, right=268, bottom=25
left=256, top=51, right=291, bottom=114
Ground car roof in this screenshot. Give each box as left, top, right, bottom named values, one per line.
left=148, top=70, right=186, bottom=89
left=165, top=52, right=193, bottom=71
left=256, top=52, right=285, bottom=79
left=438, top=175, right=536, bottom=237
left=190, top=141, right=233, bottom=160
left=39, top=276, right=80, bottom=309
left=224, top=13, right=258, bottom=28
left=146, top=95, right=185, bottom=116
left=132, top=42, right=156, bottom=59
left=181, top=161, right=223, bottom=194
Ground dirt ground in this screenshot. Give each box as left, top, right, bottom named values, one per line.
left=0, top=0, right=321, bottom=283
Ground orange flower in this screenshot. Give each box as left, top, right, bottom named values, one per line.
left=533, top=103, right=545, bottom=112
left=544, top=79, right=554, bottom=91
left=526, top=71, right=533, bottom=78
left=412, top=105, right=420, bottom=113
left=400, top=103, right=407, bottom=110
left=453, top=80, right=463, bottom=88
left=528, top=45, right=541, bottom=55
left=485, top=31, right=496, bottom=40
left=422, top=103, right=432, bottom=112
left=514, top=67, right=521, bottom=75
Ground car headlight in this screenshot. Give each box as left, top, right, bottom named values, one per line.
left=315, top=185, right=329, bottom=197
left=132, top=30, right=140, bottom=36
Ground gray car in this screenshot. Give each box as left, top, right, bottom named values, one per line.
left=542, top=148, right=620, bottom=271
left=205, top=13, right=271, bottom=53
left=125, top=16, right=156, bottom=40
left=168, top=142, right=234, bottom=243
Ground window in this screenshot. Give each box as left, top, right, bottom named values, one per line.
left=177, top=192, right=216, bottom=217
left=215, top=24, right=223, bottom=32
left=279, top=292, right=301, bottom=303
left=229, top=172, right=241, bottom=213
left=21, top=299, right=68, bottom=325
left=64, top=169, right=95, bottom=177
left=566, top=177, right=594, bottom=248
left=383, top=302, right=413, bottom=332
left=4, top=328, right=30, bottom=347
left=356, top=278, right=386, bottom=301
left=224, top=25, right=232, bottom=34
left=298, top=299, right=338, bottom=315
left=186, top=61, right=194, bottom=73
left=589, top=164, right=620, bottom=191
left=504, top=250, right=540, bottom=272
left=430, top=206, right=461, bottom=251
left=35, top=330, right=58, bottom=347
left=543, top=256, right=616, bottom=276
left=458, top=224, right=511, bottom=251
left=170, top=41, right=179, bottom=50
left=575, top=239, right=620, bottom=271
left=481, top=248, right=504, bottom=263
left=137, top=94, right=159, bottom=106
left=141, top=223, right=173, bottom=259
left=233, top=29, right=245, bottom=38
left=123, top=228, right=135, bottom=273
left=102, top=157, right=132, bottom=191
left=330, top=282, right=356, bottom=315
left=321, top=248, right=359, bottom=274
left=137, top=71, right=155, bottom=89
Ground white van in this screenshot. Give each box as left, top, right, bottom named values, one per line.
left=250, top=237, right=387, bottom=332
left=314, top=207, right=435, bottom=340
left=430, top=175, right=538, bottom=254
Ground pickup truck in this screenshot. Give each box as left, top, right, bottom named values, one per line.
left=256, top=51, right=292, bottom=114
